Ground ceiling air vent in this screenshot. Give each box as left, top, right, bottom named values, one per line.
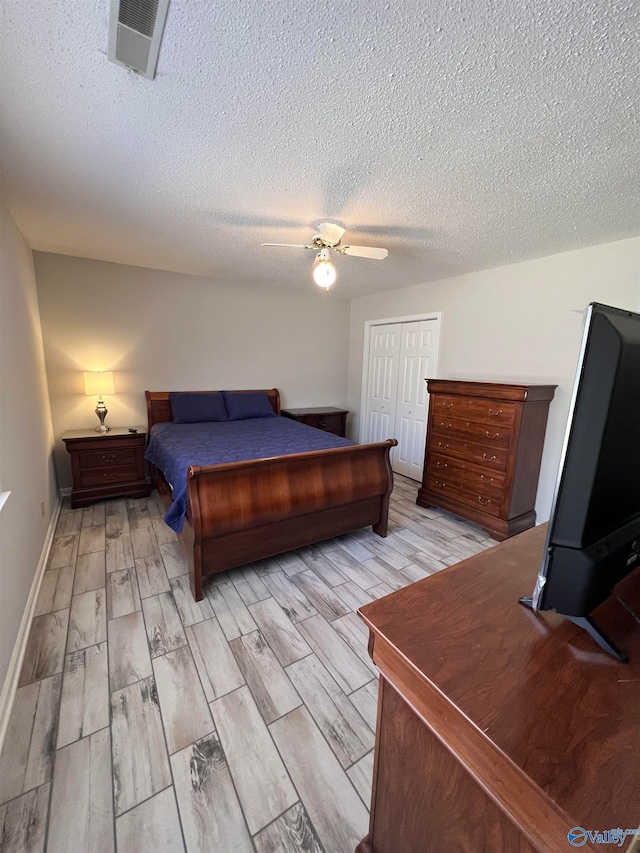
left=108, top=0, right=170, bottom=79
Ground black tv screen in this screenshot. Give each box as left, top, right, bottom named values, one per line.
left=529, top=303, right=640, bottom=660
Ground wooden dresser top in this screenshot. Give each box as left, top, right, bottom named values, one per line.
left=426, top=379, right=557, bottom=402
left=359, top=524, right=640, bottom=832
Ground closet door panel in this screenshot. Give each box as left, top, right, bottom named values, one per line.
left=366, top=325, right=400, bottom=444
left=393, top=320, right=440, bottom=479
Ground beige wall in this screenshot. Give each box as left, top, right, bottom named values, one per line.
left=0, top=204, right=57, bottom=689
left=348, top=236, right=640, bottom=521
left=33, top=253, right=352, bottom=489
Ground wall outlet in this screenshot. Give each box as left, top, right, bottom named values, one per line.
left=40, top=500, right=45, bottom=517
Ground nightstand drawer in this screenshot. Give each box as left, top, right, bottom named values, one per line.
left=281, top=407, right=348, bottom=438
left=78, top=447, right=138, bottom=469
left=302, top=413, right=346, bottom=434
left=78, top=465, right=141, bottom=488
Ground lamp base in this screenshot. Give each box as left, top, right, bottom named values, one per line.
left=95, top=399, right=110, bottom=433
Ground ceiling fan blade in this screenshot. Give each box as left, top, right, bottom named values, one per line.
left=342, top=245, right=388, bottom=260
left=261, top=243, right=313, bottom=249
left=317, top=222, right=345, bottom=246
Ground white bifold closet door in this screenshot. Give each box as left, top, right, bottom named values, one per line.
left=365, top=319, right=440, bottom=479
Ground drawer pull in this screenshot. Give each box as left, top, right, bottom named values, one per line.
left=102, top=453, right=117, bottom=461
left=480, top=474, right=494, bottom=483
left=103, top=473, right=118, bottom=481
left=478, top=496, right=492, bottom=506
left=434, top=479, right=446, bottom=487
left=485, top=431, right=500, bottom=440
left=319, top=420, right=327, bottom=427
left=482, top=453, right=497, bottom=462
left=439, top=422, right=452, bottom=429
left=437, top=442, right=450, bottom=449
left=441, top=402, right=454, bottom=409
left=488, top=408, right=503, bottom=417
left=435, top=462, right=448, bottom=469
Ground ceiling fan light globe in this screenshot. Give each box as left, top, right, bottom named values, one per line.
left=313, top=259, right=337, bottom=288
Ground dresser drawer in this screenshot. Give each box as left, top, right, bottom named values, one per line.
left=430, top=436, right=509, bottom=472
left=78, top=465, right=141, bottom=488
left=427, top=454, right=506, bottom=498
left=426, top=474, right=503, bottom=518
left=431, top=395, right=516, bottom=426
left=430, top=416, right=512, bottom=450
left=78, top=447, right=138, bottom=469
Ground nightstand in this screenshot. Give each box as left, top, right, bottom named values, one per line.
left=281, top=407, right=349, bottom=437
left=62, top=428, right=151, bottom=508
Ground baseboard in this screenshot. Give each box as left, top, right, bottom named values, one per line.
left=59, top=487, right=71, bottom=497
left=0, top=492, right=63, bottom=757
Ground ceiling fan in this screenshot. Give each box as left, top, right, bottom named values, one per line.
left=261, top=222, right=388, bottom=289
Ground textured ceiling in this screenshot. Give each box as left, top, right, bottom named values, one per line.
left=0, top=0, right=638, bottom=298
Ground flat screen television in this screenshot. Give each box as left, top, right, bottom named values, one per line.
left=521, top=302, right=640, bottom=662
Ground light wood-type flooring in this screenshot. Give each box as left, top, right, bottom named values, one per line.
left=0, top=474, right=494, bottom=853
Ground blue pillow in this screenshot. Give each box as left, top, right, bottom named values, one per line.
left=223, top=391, right=276, bottom=420
left=170, top=392, right=228, bottom=423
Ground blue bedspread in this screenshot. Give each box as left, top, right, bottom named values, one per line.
left=145, top=416, right=354, bottom=533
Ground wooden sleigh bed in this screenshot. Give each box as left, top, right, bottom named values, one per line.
left=145, top=389, right=397, bottom=601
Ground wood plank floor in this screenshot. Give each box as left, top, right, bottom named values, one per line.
left=0, top=475, right=493, bottom=853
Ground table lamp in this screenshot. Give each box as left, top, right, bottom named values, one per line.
left=84, top=371, right=115, bottom=432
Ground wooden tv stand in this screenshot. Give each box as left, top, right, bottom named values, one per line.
left=357, top=524, right=640, bottom=853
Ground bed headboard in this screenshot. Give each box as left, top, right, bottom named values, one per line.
left=145, top=389, right=281, bottom=431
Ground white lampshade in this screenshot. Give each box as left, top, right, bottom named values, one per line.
left=83, top=371, right=115, bottom=397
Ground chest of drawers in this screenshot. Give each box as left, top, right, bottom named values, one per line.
left=417, top=380, right=556, bottom=540
left=63, top=428, right=150, bottom=508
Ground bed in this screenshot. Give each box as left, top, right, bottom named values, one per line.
left=145, top=389, right=397, bottom=601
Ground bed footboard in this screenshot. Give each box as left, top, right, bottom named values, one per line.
left=185, top=440, right=397, bottom=600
